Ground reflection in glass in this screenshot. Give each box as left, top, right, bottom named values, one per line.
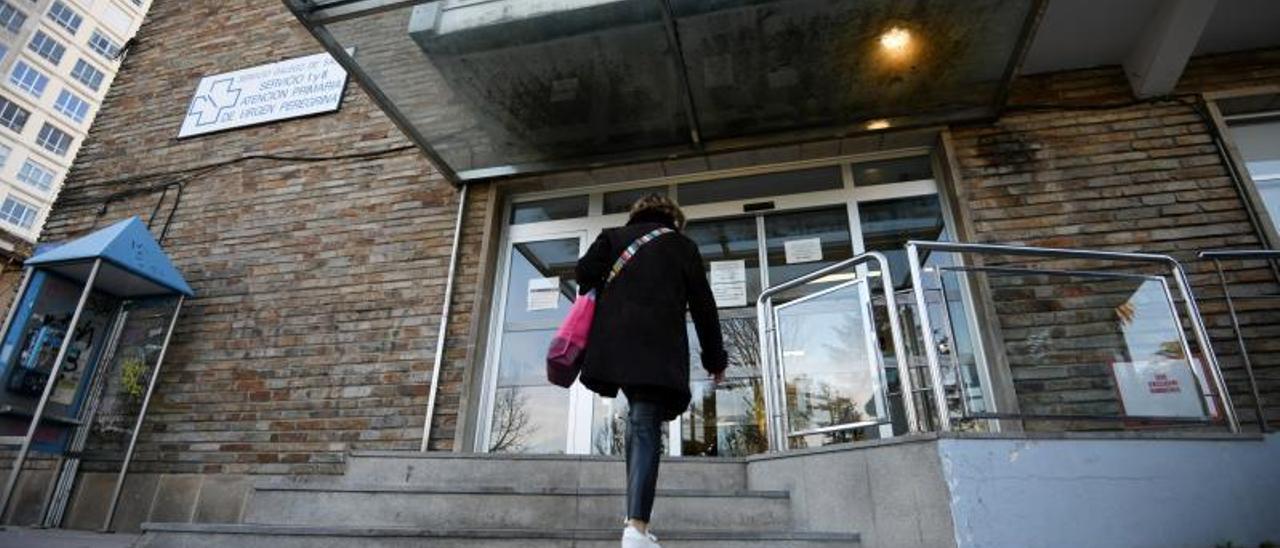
left=1226, top=119, right=1280, bottom=229
left=859, top=195, right=944, bottom=290
left=510, top=196, right=590, bottom=225
left=604, top=186, right=668, bottom=215
left=490, top=237, right=580, bottom=453
left=678, top=167, right=841, bottom=206
left=686, top=217, right=762, bottom=304
left=85, top=298, right=177, bottom=456
left=684, top=317, right=766, bottom=456
left=776, top=283, right=881, bottom=448
left=489, top=386, right=569, bottom=453
left=764, top=206, right=853, bottom=302
left=986, top=270, right=1208, bottom=428
left=591, top=393, right=670, bottom=456
left=851, top=156, right=933, bottom=186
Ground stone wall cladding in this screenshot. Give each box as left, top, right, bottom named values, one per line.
left=40, top=0, right=471, bottom=474
left=949, top=49, right=1280, bottom=429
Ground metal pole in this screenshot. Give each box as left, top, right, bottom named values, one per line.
left=44, top=305, right=130, bottom=528
left=872, top=252, right=919, bottom=434
left=755, top=296, right=780, bottom=451
left=0, top=259, right=102, bottom=519
left=1169, top=264, right=1239, bottom=433
left=906, top=244, right=951, bottom=432
left=102, top=295, right=184, bottom=532
left=420, top=184, right=467, bottom=451
left=1210, top=259, right=1267, bottom=432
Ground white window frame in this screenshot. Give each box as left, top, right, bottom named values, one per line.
left=16, top=158, right=54, bottom=191
left=1206, top=88, right=1280, bottom=249
left=0, top=0, right=26, bottom=35
left=88, top=29, right=120, bottom=60
left=47, top=0, right=82, bottom=35
left=0, top=194, right=37, bottom=229
left=9, top=60, right=49, bottom=98
left=0, top=95, right=29, bottom=133
left=36, top=122, right=72, bottom=155
left=53, top=88, right=89, bottom=123
left=28, top=30, right=66, bottom=65
left=70, top=58, right=104, bottom=91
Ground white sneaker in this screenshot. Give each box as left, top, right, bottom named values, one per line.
left=622, top=525, right=661, bottom=548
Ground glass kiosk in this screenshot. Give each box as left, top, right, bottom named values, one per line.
left=0, top=217, right=193, bottom=529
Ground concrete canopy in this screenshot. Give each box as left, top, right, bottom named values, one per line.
left=285, top=0, right=1045, bottom=183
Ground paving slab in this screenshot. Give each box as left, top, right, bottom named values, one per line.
left=0, top=526, right=139, bottom=548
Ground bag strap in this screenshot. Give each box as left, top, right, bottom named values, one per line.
left=605, top=227, right=674, bottom=286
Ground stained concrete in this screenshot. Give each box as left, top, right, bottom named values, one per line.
left=746, top=435, right=956, bottom=548
left=940, top=434, right=1280, bottom=548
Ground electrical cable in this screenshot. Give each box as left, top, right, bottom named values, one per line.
left=71, top=144, right=419, bottom=238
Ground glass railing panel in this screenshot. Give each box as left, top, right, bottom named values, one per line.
left=775, top=280, right=890, bottom=448
left=904, top=241, right=1237, bottom=433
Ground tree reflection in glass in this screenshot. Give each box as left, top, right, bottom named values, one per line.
left=684, top=317, right=767, bottom=456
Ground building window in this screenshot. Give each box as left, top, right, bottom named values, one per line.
left=0, top=96, right=29, bottom=133
left=47, top=1, right=81, bottom=35
left=9, top=60, right=49, bottom=98
left=0, top=195, right=37, bottom=229
left=0, top=1, right=26, bottom=35
left=53, top=88, right=88, bottom=123
left=88, top=30, right=120, bottom=60
left=16, top=159, right=53, bottom=191
left=28, top=30, right=66, bottom=65
left=0, top=142, right=10, bottom=169
left=70, top=58, right=104, bottom=91
left=0, top=44, right=8, bottom=64
left=1222, top=94, right=1280, bottom=240
left=35, top=123, right=71, bottom=155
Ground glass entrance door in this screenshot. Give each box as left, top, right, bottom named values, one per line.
left=483, top=235, right=586, bottom=453
left=480, top=154, right=994, bottom=455
left=680, top=206, right=858, bottom=456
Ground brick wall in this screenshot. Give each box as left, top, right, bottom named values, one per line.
left=38, top=0, right=477, bottom=474
left=949, top=49, right=1280, bottom=429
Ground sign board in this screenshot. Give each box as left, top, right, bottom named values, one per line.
left=1113, top=360, right=1205, bottom=418
left=527, top=277, right=561, bottom=311
left=785, top=238, right=824, bottom=264
left=710, top=260, right=747, bottom=308
left=179, top=50, right=352, bottom=137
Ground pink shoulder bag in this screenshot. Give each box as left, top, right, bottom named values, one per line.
left=546, top=227, right=673, bottom=388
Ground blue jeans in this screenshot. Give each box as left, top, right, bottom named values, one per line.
left=626, top=399, right=664, bottom=522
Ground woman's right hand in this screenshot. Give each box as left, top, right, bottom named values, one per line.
left=711, top=370, right=726, bottom=387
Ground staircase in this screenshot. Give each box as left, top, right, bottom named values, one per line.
left=134, top=451, right=861, bottom=547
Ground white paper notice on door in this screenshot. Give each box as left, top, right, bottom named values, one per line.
left=528, top=277, right=561, bottom=311
left=1112, top=359, right=1206, bottom=418
left=785, top=238, right=823, bottom=264
left=710, top=260, right=748, bottom=308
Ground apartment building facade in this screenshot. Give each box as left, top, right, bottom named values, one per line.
left=0, top=0, right=148, bottom=253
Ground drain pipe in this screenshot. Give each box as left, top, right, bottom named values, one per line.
left=420, top=184, right=468, bottom=452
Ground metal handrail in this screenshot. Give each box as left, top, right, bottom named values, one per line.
left=756, top=251, right=914, bottom=450
left=1197, top=249, right=1279, bottom=432
left=905, top=240, right=1240, bottom=434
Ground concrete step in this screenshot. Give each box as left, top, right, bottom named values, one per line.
left=243, top=482, right=792, bottom=531
left=138, top=523, right=862, bottom=547
left=341, top=451, right=748, bottom=491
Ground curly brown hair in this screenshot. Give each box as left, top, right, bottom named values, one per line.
left=629, top=193, right=687, bottom=230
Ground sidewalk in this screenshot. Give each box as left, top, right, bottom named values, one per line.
left=0, top=526, right=139, bottom=548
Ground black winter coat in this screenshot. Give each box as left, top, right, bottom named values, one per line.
left=575, top=215, right=728, bottom=421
